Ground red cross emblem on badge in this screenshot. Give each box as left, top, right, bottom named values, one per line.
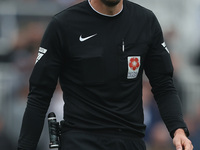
left=129, top=57, right=140, bottom=70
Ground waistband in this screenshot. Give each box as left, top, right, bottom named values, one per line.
left=61, top=126, right=144, bottom=139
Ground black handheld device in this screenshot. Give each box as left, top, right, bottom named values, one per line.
left=48, top=112, right=60, bottom=149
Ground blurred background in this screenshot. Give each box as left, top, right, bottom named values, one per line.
left=0, top=0, right=200, bottom=149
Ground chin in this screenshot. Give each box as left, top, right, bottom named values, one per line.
left=101, top=0, right=121, bottom=7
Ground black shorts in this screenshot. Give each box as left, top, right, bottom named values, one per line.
left=60, top=130, right=146, bottom=150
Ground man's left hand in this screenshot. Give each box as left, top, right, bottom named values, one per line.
left=173, top=128, right=193, bottom=150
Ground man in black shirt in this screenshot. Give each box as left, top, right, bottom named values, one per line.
left=18, top=0, right=193, bottom=150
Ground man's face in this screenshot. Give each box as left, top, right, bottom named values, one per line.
left=100, top=0, right=121, bottom=7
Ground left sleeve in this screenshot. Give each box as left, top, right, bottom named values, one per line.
left=144, top=12, right=189, bottom=138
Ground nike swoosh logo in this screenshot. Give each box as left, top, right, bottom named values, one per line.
left=79, top=34, right=97, bottom=42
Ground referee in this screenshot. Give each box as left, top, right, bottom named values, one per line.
left=18, top=0, right=193, bottom=150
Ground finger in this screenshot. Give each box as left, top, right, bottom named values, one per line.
left=176, top=145, right=182, bottom=150
left=175, top=142, right=182, bottom=150
left=173, top=138, right=182, bottom=150
left=183, top=140, right=193, bottom=150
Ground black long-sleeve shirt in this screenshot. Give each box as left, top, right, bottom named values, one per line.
left=18, top=0, right=188, bottom=149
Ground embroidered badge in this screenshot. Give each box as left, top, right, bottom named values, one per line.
left=35, top=47, right=47, bottom=64
left=127, top=56, right=141, bottom=79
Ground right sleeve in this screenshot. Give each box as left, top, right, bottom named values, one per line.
left=18, top=18, right=63, bottom=150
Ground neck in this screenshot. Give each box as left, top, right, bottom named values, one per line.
left=89, top=0, right=123, bottom=16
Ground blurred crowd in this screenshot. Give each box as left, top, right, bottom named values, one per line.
left=0, top=0, right=200, bottom=150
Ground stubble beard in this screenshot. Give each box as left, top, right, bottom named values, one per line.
left=100, top=0, right=121, bottom=7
